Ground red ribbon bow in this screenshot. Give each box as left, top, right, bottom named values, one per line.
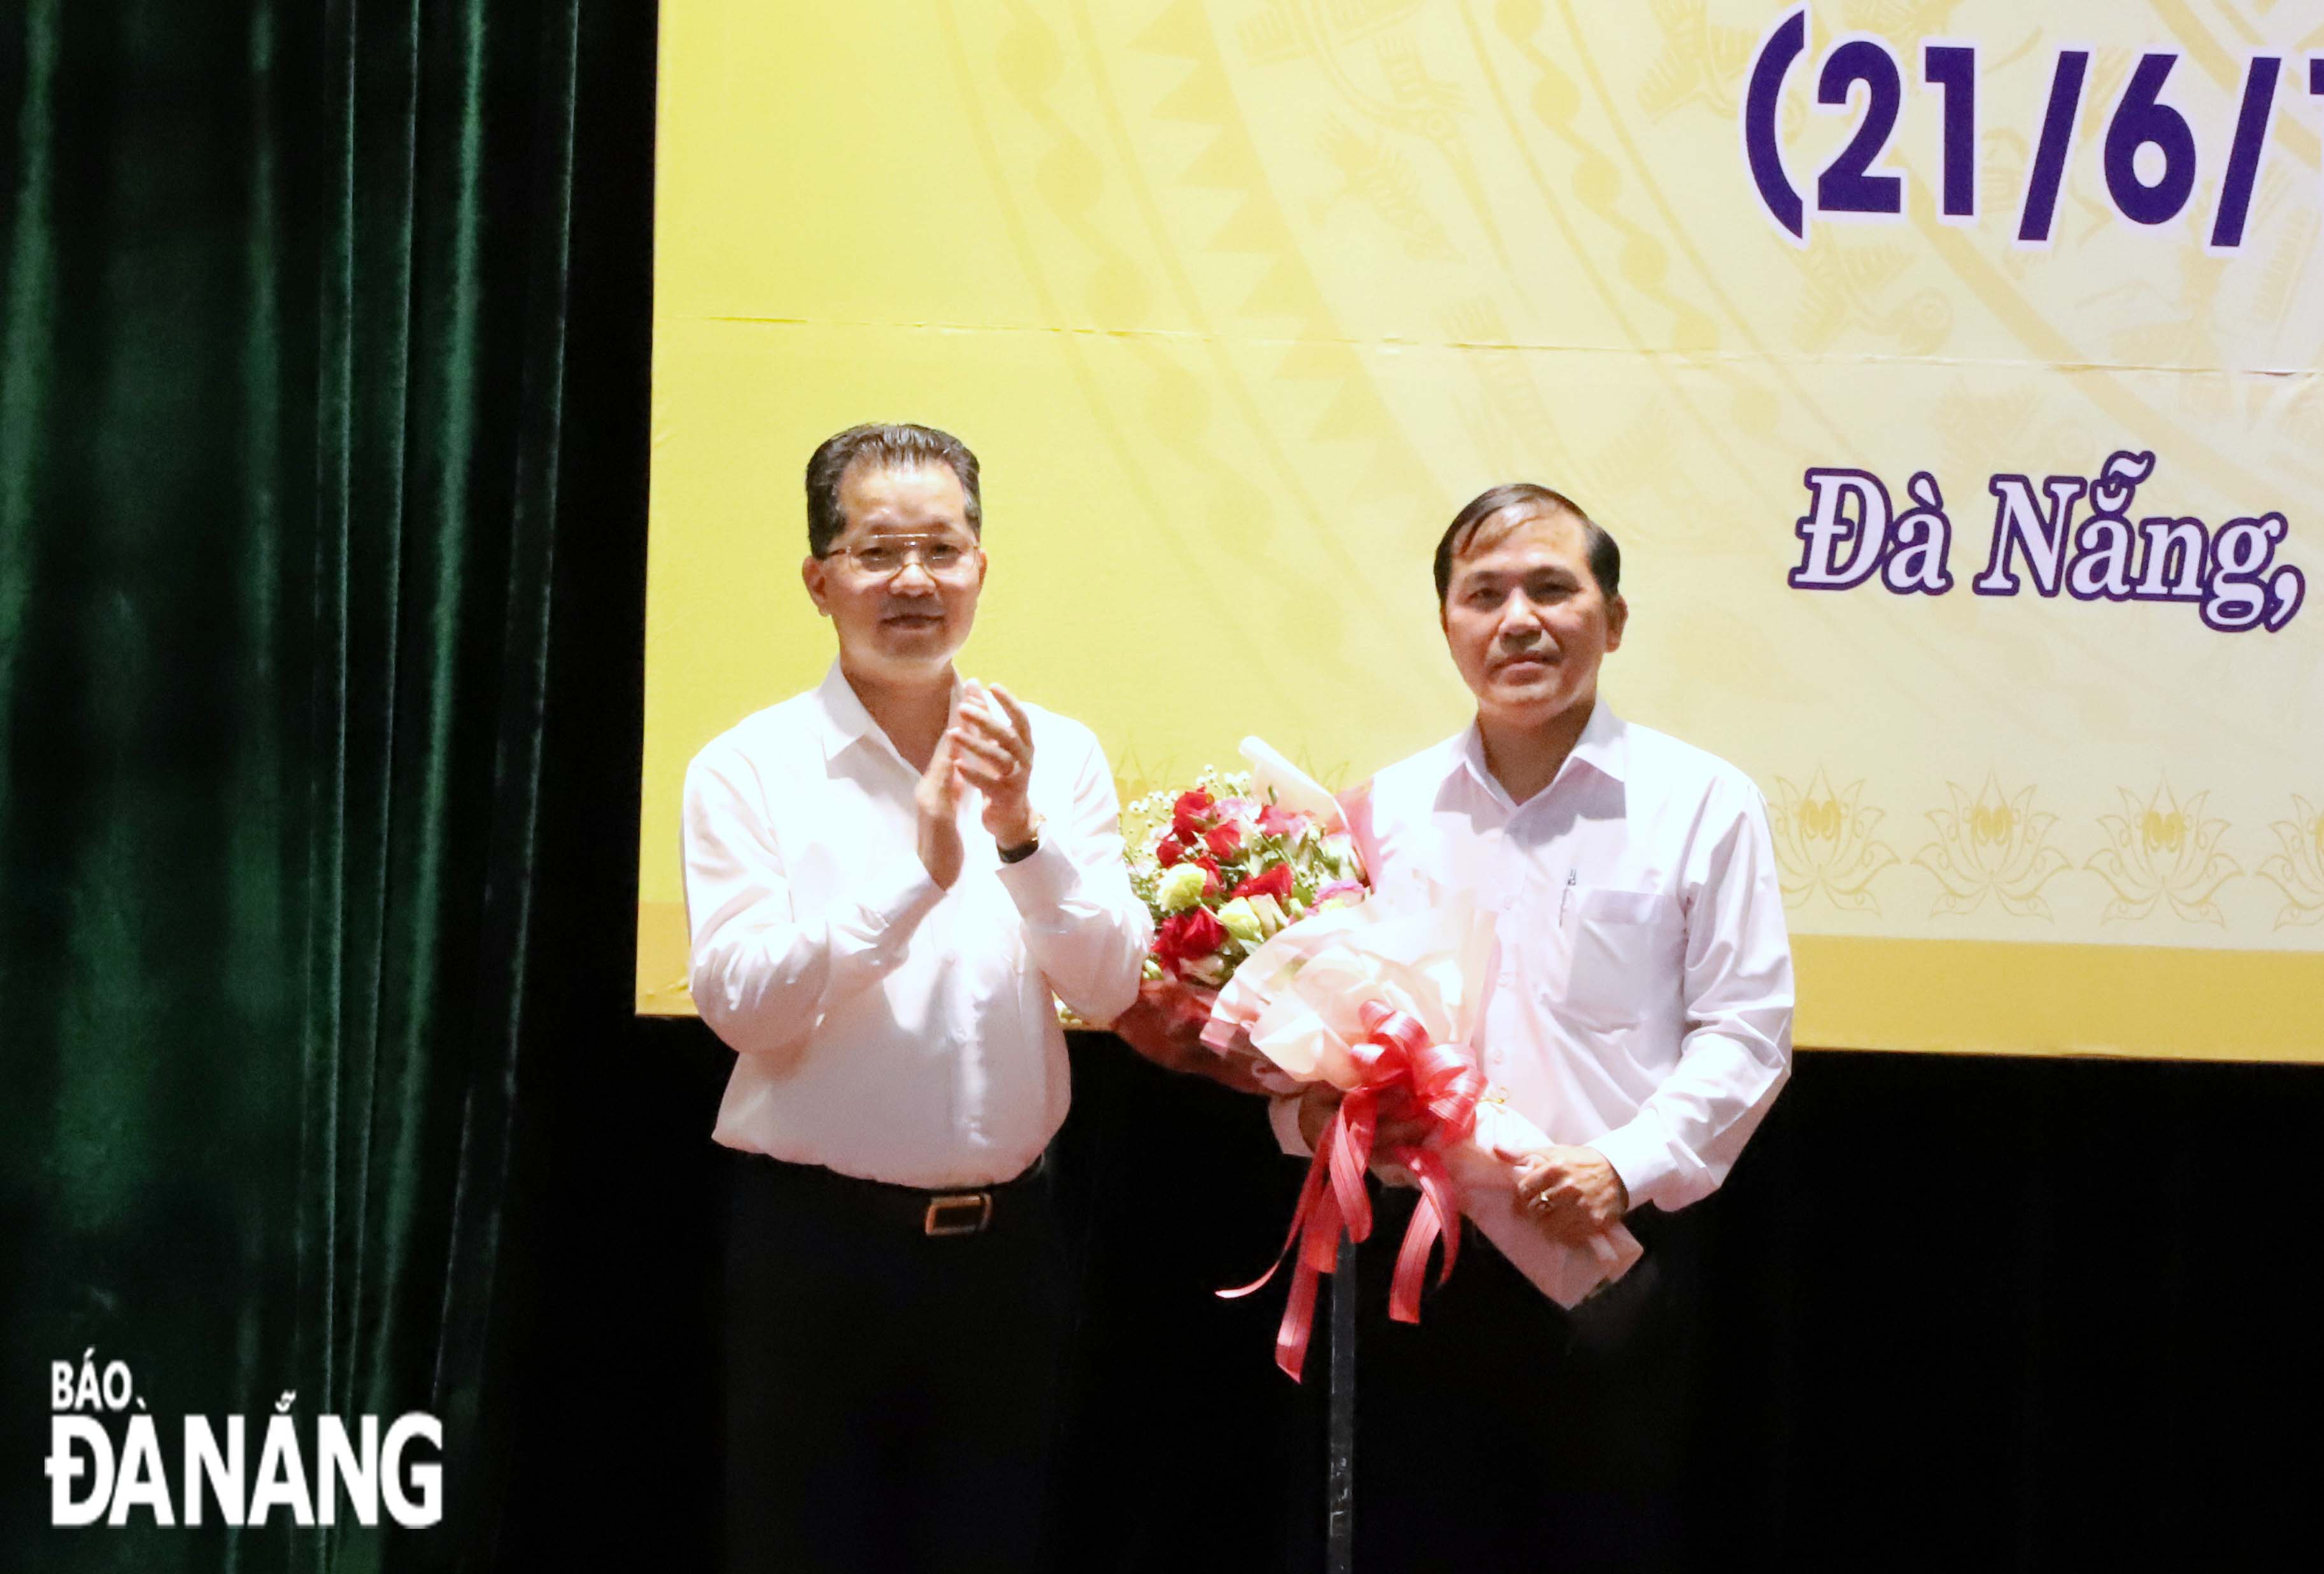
left=1220, top=1000, right=1485, bottom=1380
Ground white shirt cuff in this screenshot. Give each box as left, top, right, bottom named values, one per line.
left=1587, top=1112, right=1677, bottom=1215
left=856, top=847, right=946, bottom=954
left=993, top=832, right=1081, bottom=917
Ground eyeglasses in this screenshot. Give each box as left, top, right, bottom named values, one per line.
left=826, top=537, right=980, bottom=581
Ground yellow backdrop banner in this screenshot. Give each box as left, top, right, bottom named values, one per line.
left=641, top=1, right=2324, bottom=1060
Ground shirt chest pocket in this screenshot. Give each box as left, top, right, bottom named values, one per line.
left=1556, top=887, right=1683, bottom=1028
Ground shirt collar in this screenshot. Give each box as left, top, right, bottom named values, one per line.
left=1454, top=697, right=1628, bottom=807
left=1566, top=697, right=1629, bottom=784
left=809, top=658, right=958, bottom=772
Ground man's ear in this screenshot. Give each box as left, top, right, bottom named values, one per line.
left=802, top=555, right=832, bottom=617
left=1605, top=593, right=1628, bottom=653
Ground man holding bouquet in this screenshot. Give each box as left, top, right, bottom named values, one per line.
left=681, top=423, right=1149, bottom=1572
left=1282, top=483, right=1795, bottom=1568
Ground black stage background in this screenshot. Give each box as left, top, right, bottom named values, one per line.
left=5, top=4, right=2320, bottom=1569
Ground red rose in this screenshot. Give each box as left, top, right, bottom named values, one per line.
left=1193, top=856, right=1222, bottom=897
left=1203, top=823, right=1242, bottom=860
left=1175, top=907, right=1228, bottom=960
left=1256, top=804, right=1303, bottom=838
left=1155, top=836, right=1183, bottom=868
left=1172, top=790, right=1215, bottom=840
left=1155, top=907, right=1228, bottom=970
left=1232, top=863, right=1294, bottom=902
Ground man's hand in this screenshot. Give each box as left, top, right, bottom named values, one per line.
left=1112, top=978, right=1275, bottom=1095
left=914, top=715, right=967, bottom=890
left=1296, top=1082, right=1433, bottom=1155
left=952, top=679, right=1038, bottom=849
left=1491, top=1142, right=1629, bottom=1246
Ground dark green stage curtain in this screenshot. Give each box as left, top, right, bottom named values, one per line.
left=2, top=2, right=583, bottom=1565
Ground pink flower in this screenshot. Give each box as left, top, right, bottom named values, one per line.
left=1257, top=804, right=1305, bottom=839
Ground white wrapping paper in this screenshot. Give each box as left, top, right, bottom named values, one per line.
left=1209, top=886, right=1641, bottom=1308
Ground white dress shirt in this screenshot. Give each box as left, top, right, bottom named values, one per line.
left=1274, top=700, right=1794, bottom=1213
left=683, top=662, right=1151, bottom=1188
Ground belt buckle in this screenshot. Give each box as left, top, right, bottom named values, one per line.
left=923, top=1192, right=993, bottom=1237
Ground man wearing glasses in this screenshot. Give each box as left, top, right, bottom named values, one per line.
left=682, top=423, right=1149, bottom=1571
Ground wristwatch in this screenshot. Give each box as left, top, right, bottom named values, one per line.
left=998, top=818, right=1043, bottom=865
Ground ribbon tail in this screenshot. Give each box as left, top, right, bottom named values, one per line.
left=1219, top=1120, right=1331, bottom=1301
left=1327, top=1096, right=1376, bottom=1244
left=1275, top=1236, right=1324, bottom=1382
left=1276, top=1175, right=1347, bottom=1382
left=1219, top=1103, right=1360, bottom=1384
left=1411, top=1152, right=1463, bottom=1288
left=1385, top=1150, right=1464, bottom=1325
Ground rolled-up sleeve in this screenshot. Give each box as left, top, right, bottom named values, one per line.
left=1589, top=777, right=1794, bottom=1213
left=996, top=724, right=1150, bottom=1025
left=683, top=746, right=941, bottom=1062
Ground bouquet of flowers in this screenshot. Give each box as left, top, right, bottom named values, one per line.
left=1205, top=882, right=1643, bottom=1380
left=1106, top=741, right=1366, bottom=1088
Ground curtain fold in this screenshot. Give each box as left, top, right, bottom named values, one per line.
left=2, top=3, right=581, bottom=1565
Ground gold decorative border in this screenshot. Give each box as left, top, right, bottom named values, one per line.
left=1771, top=770, right=2324, bottom=933
left=1792, top=935, right=2324, bottom=1064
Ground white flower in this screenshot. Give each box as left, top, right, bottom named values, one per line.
left=1217, top=897, right=1265, bottom=945
left=1156, top=862, right=1208, bottom=913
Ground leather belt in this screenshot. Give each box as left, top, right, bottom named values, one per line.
left=921, top=1193, right=994, bottom=1237
left=742, top=1152, right=1047, bottom=1238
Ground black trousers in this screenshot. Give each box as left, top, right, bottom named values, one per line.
left=722, top=1151, right=1069, bottom=1574
left=1294, top=1181, right=1704, bottom=1572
